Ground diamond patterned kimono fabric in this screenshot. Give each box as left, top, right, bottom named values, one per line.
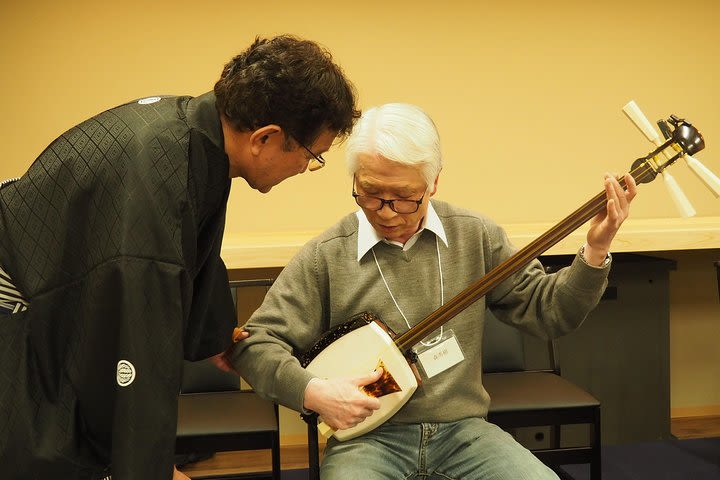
left=0, top=93, right=237, bottom=479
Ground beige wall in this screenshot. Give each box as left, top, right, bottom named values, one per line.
left=2, top=0, right=719, bottom=429
left=3, top=0, right=720, bottom=228
left=662, top=249, right=720, bottom=416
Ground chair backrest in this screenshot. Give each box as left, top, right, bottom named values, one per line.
left=482, top=308, right=560, bottom=374
left=181, top=359, right=240, bottom=393
left=482, top=309, right=526, bottom=373
left=180, top=278, right=274, bottom=394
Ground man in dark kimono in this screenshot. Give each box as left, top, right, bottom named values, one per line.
left=0, top=35, right=359, bottom=480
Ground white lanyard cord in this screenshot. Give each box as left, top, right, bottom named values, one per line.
left=371, top=235, right=445, bottom=346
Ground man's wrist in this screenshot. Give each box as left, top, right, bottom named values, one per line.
left=579, top=244, right=611, bottom=267
left=302, top=377, right=321, bottom=414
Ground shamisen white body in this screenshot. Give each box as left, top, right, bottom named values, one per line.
left=304, top=319, right=417, bottom=441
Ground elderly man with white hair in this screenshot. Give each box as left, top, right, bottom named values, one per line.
left=230, top=102, right=636, bottom=479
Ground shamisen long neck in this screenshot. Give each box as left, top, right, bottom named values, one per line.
left=394, top=168, right=646, bottom=353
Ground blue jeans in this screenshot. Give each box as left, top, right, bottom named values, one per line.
left=321, top=417, right=559, bottom=480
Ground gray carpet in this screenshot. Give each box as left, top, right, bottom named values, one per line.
left=191, top=438, right=720, bottom=479
left=559, top=437, right=720, bottom=480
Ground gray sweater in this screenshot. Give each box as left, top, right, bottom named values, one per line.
left=230, top=200, right=609, bottom=424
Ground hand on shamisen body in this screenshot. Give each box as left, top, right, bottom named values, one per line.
left=303, top=368, right=384, bottom=430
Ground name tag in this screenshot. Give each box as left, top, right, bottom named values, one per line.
left=415, top=330, right=465, bottom=378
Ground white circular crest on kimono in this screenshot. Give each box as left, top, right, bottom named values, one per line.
left=116, top=360, right=136, bottom=387
left=138, top=96, right=161, bottom=105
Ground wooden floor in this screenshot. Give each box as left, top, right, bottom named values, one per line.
left=179, top=416, right=720, bottom=477
left=179, top=443, right=320, bottom=477
left=671, top=414, right=720, bottom=439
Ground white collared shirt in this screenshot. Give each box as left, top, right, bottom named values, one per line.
left=356, top=201, right=449, bottom=261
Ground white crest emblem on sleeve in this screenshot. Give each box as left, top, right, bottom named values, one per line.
left=116, top=360, right=136, bottom=387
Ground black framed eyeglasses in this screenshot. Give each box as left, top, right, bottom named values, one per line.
left=291, top=135, right=325, bottom=172
left=352, top=178, right=425, bottom=214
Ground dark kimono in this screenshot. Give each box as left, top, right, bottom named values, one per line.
left=0, top=93, right=236, bottom=479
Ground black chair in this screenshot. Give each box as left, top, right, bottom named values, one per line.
left=307, top=420, right=321, bottom=480
left=176, top=279, right=281, bottom=480
left=483, top=310, right=601, bottom=480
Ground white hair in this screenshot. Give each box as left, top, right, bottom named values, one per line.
left=345, top=103, right=442, bottom=191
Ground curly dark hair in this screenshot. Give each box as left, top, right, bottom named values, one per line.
left=214, top=35, right=360, bottom=147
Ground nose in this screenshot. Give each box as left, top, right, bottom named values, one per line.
left=376, top=203, right=397, bottom=220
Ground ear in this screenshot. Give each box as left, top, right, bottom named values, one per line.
left=249, top=125, right=282, bottom=155
left=429, top=174, right=440, bottom=197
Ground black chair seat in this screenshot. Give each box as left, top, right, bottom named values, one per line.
left=177, top=391, right=279, bottom=449
left=485, top=371, right=600, bottom=413
left=176, top=380, right=281, bottom=480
